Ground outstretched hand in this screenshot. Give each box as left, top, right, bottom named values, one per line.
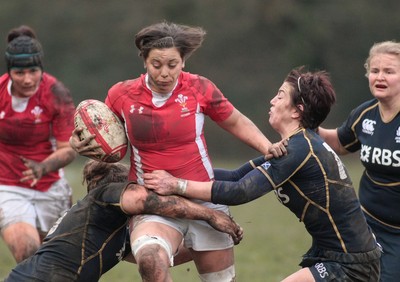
left=20, top=156, right=47, bottom=187
left=209, top=211, right=244, bottom=245
left=144, top=170, right=179, bottom=195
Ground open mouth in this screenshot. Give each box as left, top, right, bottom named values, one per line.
left=375, top=84, right=387, bottom=89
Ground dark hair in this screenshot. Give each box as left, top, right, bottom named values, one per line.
left=6, top=25, right=37, bottom=43
left=82, top=160, right=129, bottom=192
left=5, top=25, right=43, bottom=71
left=135, top=21, right=206, bottom=61
left=285, top=66, right=336, bottom=129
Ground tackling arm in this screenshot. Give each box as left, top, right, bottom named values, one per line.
left=145, top=166, right=273, bottom=206
left=211, top=168, right=272, bottom=205
left=214, top=156, right=267, bottom=181
left=121, top=184, right=243, bottom=244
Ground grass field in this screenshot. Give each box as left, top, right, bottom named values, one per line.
left=0, top=155, right=362, bottom=281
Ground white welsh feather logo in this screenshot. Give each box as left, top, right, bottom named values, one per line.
left=31, top=106, right=43, bottom=123
left=175, top=94, right=189, bottom=113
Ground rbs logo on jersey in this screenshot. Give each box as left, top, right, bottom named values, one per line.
left=360, top=144, right=400, bottom=167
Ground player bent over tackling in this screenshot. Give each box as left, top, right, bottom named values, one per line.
left=5, top=160, right=242, bottom=282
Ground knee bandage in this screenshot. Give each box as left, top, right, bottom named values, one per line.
left=199, top=265, right=236, bottom=282
left=131, top=235, right=174, bottom=266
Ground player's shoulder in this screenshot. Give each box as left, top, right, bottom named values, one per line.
left=181, top=71, right=213, bottom=86
left=0, top=72, right=10, bottom=85
left=286, top=129, right=313, bottom=155
left=351, top=98, right=379, bottom=115
left=40, top=73, right=66, bottom=95
left=41, top=72, right=58, bottom=85
left=288, top=128, right=310, bottom=143
left=88, top=182, right=127, bottom=202
left=180, top=71, right=220, bottom=98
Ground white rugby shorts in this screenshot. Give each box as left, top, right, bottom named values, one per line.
left=0, top=178, right=72, bottom=232
left=131, top=203, right=234, bottom=251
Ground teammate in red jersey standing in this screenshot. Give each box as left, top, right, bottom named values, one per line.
left=0, top=25, right=76, bottom=263
left=70, top=21, right=285, bottom=281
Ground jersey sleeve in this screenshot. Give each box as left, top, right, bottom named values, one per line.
left=105, top=82, right=125, bottom=120
left=191, top=75, right=234, bottom=122
left=211, top=132, right=311, bottom=205
left=93, top=182, right=130, bottom=211
left=213, top=156, right=266, bottom=181
left=211, top=168, right=273, bottom=205
left=337, top=99, right=377, bottom=152
left=51, top=81, right=76, bottom=141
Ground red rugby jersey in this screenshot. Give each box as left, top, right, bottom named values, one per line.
left=0, top=73, right=75, bottom=191
left=106, top=71, right=234, bottom=184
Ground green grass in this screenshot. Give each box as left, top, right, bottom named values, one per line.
left=0, top=155, right=362, bottom=281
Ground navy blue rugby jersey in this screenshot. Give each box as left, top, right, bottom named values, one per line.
left=212, top=128, right=376, bottom=253
left=337, top=98, right=400, bottom=227
left=5, top=182, right=132, bottom=282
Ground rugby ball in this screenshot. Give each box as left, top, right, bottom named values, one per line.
left=74, top=99, right=128, bottom=163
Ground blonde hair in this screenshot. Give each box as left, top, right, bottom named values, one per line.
left=364, top=40, right=400, bottom=76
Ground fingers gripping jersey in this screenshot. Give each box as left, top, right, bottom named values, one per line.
left=5, top=182, right=132, bottom=282
left=212, top=129, right=376, bottom=253
left=105, top=72, right=234, bottom=183
left=337, top=98, right=400, bottom=226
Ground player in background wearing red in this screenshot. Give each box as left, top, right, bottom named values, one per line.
left=70, top=21, right=286, bottom=282
left=0, top=25, right=76, bottom=263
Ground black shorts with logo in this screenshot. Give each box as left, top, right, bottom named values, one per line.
left=300, top=245, right=381, bottom=281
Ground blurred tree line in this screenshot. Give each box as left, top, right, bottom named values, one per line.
left=1, top=0, right=399, bottom=161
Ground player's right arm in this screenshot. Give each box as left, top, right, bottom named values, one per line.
left=145, top=167, right=273, bottom=205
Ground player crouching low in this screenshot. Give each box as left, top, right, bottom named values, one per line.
left=5, top=160, right=242, bottom=282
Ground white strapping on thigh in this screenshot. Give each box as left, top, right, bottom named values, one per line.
left=199, top=265, right=236, bottom=282
left=131, top=235, right=174, bottom=266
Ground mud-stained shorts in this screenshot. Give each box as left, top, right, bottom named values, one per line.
left=131, top=203, right=234, bottom=251
left=0, top=178, right=72, bottom=233
left=300, top=245, right=381, bottom=281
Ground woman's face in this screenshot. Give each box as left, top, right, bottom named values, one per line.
left=368, top=53, right=400, bottom=103
left=269, top=82, right=299, bottom=136
left=9, top=67, right=42, bottom=98
left=145, top=47, right=184, bottom=94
